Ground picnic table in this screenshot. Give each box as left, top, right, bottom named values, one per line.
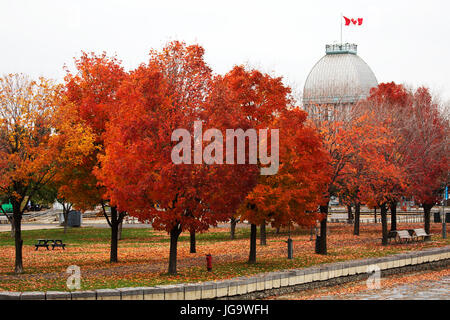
left=35, top=239, right=66, bottom=251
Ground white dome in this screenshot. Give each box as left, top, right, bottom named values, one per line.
left=303, top=44, right=378, bottom=105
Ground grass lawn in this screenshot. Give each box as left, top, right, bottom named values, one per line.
left=0, top=222, right=448, bottom=292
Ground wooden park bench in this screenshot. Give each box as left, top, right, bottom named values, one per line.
left=411, top=228, right=431, bottom=241
left=395, top=230, right=414, bottom=243
left=125, top=216, right=138, bottom=224
left=387, top=230, right=398, bottom=244
left=35, top=239, right=66, bottom=251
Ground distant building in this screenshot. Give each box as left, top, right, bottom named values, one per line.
left=303, top=43, right=378, bottom=119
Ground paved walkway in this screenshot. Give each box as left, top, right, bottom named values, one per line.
left=316, top=275, right=450, bottom=300
left=0, top=224, right=62, bottom=233
left=0, top=220, right=248, bottom=231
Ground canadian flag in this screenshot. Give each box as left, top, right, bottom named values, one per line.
left=344, top=16, right=363, bottom=26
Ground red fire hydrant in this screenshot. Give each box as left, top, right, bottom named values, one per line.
left=206, top=254, right=212, bottom=271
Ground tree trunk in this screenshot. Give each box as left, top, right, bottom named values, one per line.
left=117, top=220, right=123, bottom=240
left=347, top=205, right=354, bottom=223
left=260, top=222, right=266, bottom=245
left=248, top=224, right=257, bottom=264
left=230, top=218, right=237, bottom=240
left=423, top=203, right=433, bottom=237
left=353, top=203, right=361, bottom=235
left=390, top=201, right=397, bottom=231
left=110, top=206, right=119, bottom=263
left=190, top=229, right=196, bottom=253
left=63, top=208, right=69, bottom=234
left=62, top=203, right=72, bottom=234
left=315, top=205, right=328, bottom=255
left=168, top=224, right=182, bottom=274
left=374, top=208, right=377, bottom=223
left=276, top=227, right=280, bottom=234
left=12, top=200, right=23, bottom=274
left=10, top=219, right=15, bottom=238
left=381, top=204, right=388, bottom=246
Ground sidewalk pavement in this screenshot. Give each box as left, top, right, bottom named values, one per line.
left=0, top=224, right=63, bottom=233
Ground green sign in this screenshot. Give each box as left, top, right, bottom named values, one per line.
left=1, top=203, right=13, bottom=213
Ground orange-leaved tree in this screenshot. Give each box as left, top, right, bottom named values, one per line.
left=98, top=41, right=252, bottom=274
left=0, top=73, right=94, bottom=273
left=222, top=65, right=290, bottom=263
left=216, top=65, right=328, bottom=263
left=311, top=117, right=355, bottom=254
left=354, top=86, right=409, bottom=245
left=359, top=83, right=413, bottom=231
left=63, top=51, right=127, bottom=262
left=403, top=87, right=449, bottom=234
left=239, top=108, right=331, bottom=263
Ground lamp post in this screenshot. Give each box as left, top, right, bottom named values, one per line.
left=443, top=185, right=448, bottom=239
left=287, top=225, right=293, bottom=259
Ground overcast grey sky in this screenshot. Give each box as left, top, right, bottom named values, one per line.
left=1, top=0, right=449, bottom=100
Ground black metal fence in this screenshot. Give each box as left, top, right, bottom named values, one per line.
left=328, top=211, right=448, bottom=224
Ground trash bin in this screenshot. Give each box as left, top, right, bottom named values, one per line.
left=67, top=210, right=82, bottom=227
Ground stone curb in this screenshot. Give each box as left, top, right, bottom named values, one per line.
left=0, top=292, right=21, bottom=300
left=95, top=288, right=121, bottom=300
left=46, top=291, right=71, bottom=300
left=71, top=290, right=96, bottom=300
left=1, top=245, right=448, bottom=300
left=20, top=291, right=46, bottom=300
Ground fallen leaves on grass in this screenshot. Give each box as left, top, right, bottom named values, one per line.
left=0, top=223, right=448, bottom=292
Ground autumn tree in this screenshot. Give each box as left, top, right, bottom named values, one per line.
left=305, top=85, right=409, bottom=251
left=358, top=120, right=406, bottom=244
left=215, top=66, right=331, bottom=262
left=352, top=84, right=412, bottom=244
left=360, top=83, right=413, bottom=231
left=336, top=153, right=364, bottom=235
left=201, top=71, right=261, bottom=246
left=211, top=66, right=291, bottom=263
left=239, top=108, right=331, bottom=263
left=402, top=87, right=449, bottom=234
left=309, top=115, right=354, bottom=254
left=63, top=52, right=127, bottom=262
left=353, top=83, right=448, bottom=240
left=98, top=42, right=254, bottom=274
left=0, top=73, right=94, bottom=273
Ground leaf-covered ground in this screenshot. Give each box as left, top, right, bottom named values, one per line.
left=0, top=223, right=448, bottom=292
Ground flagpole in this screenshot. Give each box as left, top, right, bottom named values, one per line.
left=340, top=13, right=343, bottom=44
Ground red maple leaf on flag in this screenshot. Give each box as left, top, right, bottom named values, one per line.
left=343, top=16, right=363, bottom=26
left=344, top=16, right=351, bottom=26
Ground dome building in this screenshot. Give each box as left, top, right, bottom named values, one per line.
left=303, top=43, right=378, bottom=118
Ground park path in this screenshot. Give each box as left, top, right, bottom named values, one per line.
left=270, top=268, right=450, bottom=300
left=314, top=275, right=450, bottom=300
left=0, top=224, right=62, bottom=233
